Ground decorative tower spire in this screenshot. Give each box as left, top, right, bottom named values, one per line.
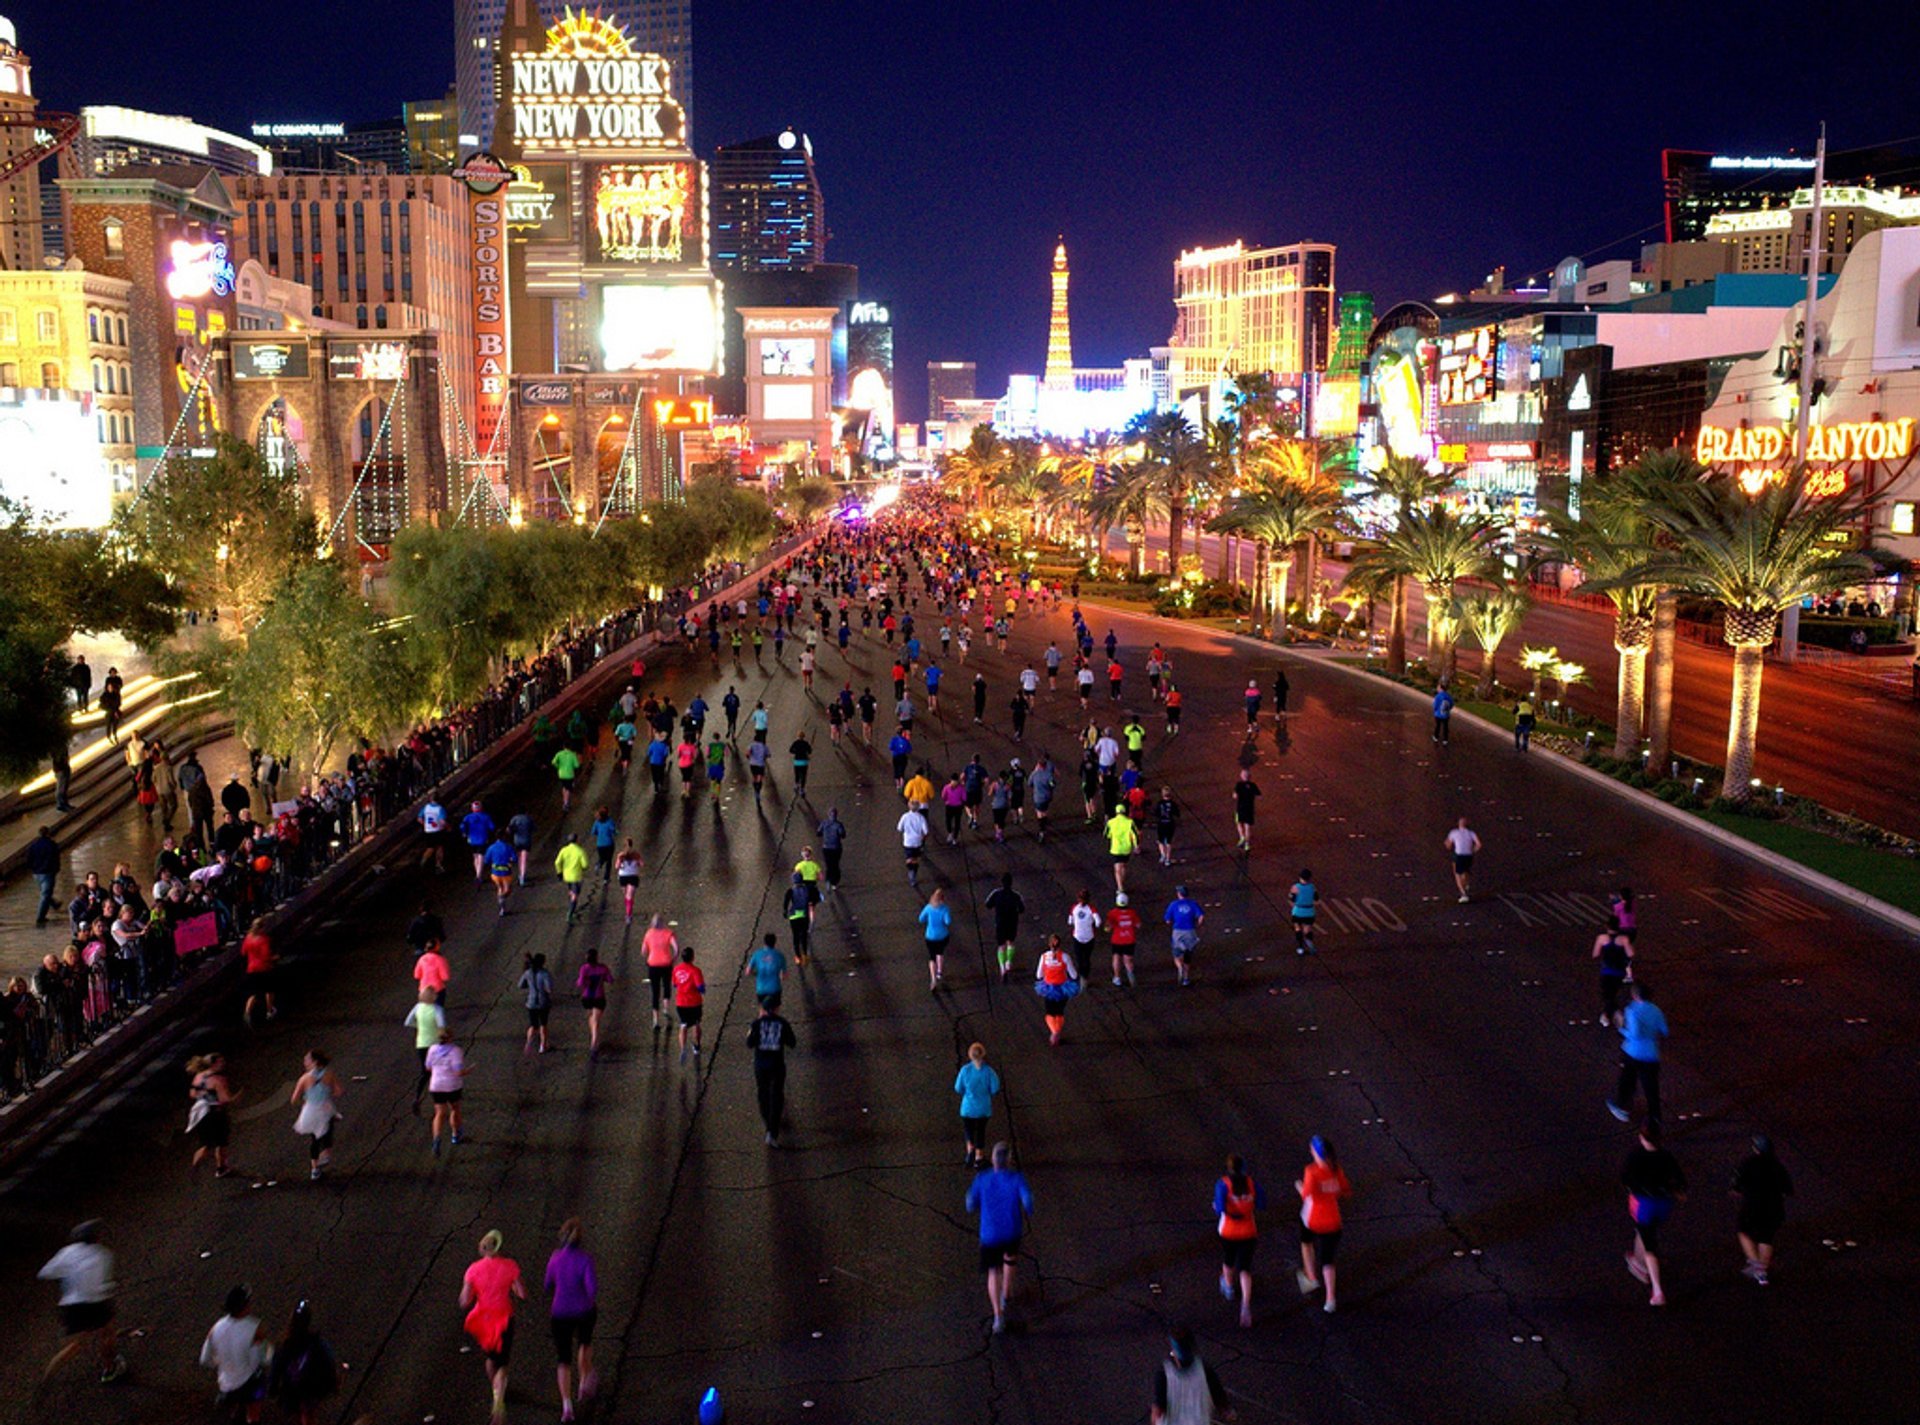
left=1044, top=237, right=1072, bottom=388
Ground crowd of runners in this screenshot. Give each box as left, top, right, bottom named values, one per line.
left=27, top=499, right=1800, bottom=1424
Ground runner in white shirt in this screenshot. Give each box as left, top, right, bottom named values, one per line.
left=1094, top=731, right=1122, bottom=773
left=898, top=805, right=930, bottom=889
left=1020, top=665, right=1040, bottom=697
left=1444, top=818, right=1483, bottom=903
left=1068, top=891, right=1100, bottom=954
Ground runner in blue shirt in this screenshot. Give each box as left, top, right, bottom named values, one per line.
left=889, top=732, right=913, bottom=786
left=590, top=808, right=619, bottom=882
left=965, top=1144, right=1033, bottom=1335
left=1164, top=885, right=1205, bottom=987
left=1432, top=684, right=1455, bottom=744
left=460, top=802, right=495, bottom=882
left=919, top=887, right=953, bottom=990
left=746, top=932, right=788, bottom=1009
left=924, top=661, right=943, bottom=713
left=1289, top=869, right=1318, bottom=955
left=484, top=837, right=516, bottom=916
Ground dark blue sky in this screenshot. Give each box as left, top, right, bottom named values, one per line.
left=11, top=0, right=1903, bottom=418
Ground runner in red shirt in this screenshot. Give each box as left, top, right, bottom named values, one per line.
left=1105, top=894, right=1141, bottom=988
left=671, top=945, right=706, bottom=1065
left=240, top=920, right=277, bottom=1025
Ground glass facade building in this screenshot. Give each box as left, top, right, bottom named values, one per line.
left=710, top=130, right=824, bottom=271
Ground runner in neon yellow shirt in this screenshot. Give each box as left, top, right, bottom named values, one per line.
left=1104, top=810, right=1138, bottom=895
left=554, top=835, right=590, bottom=921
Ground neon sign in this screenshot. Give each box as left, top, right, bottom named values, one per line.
left=166, top=240, right=235, bottom=301
left=509, top=16, right=685, bottom=151
left=1696, top=418, right=1915, bottom=467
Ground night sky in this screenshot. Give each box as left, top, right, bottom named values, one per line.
left=10, top=0, right=1907, bottom=418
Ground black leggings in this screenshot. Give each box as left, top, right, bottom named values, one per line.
left=309, top=1126, right=334, bottom=1161
left=648, top=964, right=672, bottom=1010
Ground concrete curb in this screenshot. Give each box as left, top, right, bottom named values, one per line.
left=1284, top=644, right=1920, bottom=941
left=0, top=536, right=818, bottom=1170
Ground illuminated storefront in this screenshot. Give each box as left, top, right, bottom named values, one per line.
left=741, top=307, right=834, bottom=471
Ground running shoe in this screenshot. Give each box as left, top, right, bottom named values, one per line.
left=1607, top=1102, right=1631, bottom=1122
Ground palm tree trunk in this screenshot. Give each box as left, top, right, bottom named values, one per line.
left=1167, top=488, right=1186, bottom=572
left=1217, top=533, right=1232, bottom=582
left=1613, top=645, right=1647, bottom=762
left=1611, top=613, right=1653, bottom=761
left=1304, top=533, right=1322, bottom=624
left=1645, top=590, right=1677, bottom=769
left=1388, top=576, right=1408, bottom=675
left=1270, top=559, right=1290, bottom=642
left=1126, top=518, right=1145, bottom=578
left=1423, top=582, right=1452, bottom=669
left=1474, top=639, right=1501, bottom=699
left=1723, top=644, right=1765, bottom=800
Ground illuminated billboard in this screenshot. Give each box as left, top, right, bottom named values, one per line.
left=763, top=384, right=815, bottom=422
left=508, top=14, right=686, bottom=154
left=1436, top=327, right=1496, bottom=406
left=0, top=391, right=112, bottom=529
left=590, top=161, right=701, bottom=264
left=505, top=163, right=572, bottom=240
left=760, top=338, right=815, bottom=377
left=232, top=339, right=310, bottom=380
left=600, top=284, right=718, bottom=372
left=328, top=341, right=409, bottom=382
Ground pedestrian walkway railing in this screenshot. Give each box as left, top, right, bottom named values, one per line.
left=0, top=535, right=812, bottom=1107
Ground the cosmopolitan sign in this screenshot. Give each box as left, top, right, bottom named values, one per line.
left=511, top=52, right=685, bottom=149
left=1696, top=418, right=1916, bottom=466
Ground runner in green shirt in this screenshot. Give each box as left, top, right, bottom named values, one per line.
left=552, top=746, right=582, bottom=810
left=1123, top=718, right=1147, bottom=769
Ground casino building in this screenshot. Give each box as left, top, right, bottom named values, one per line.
left=471, top=0, right=724, bottom=519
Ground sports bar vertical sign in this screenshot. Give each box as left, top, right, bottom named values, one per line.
left=459, top=154, right=514, bottom=456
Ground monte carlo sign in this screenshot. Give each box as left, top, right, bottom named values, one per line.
left=510, top=11, right=686, bottom=153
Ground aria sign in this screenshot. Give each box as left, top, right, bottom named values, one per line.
left=1696, top=418, right=1916, bottom=467
left=510, top=15, right=686, bottom=152
left=166, top=240, right=235, bottom=301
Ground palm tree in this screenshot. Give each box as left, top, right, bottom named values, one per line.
left=1603, top=448, right=1707, bottom=770
left=1253, top=437, right=1350, bottom=621
left=941, top=425, right=1007, bottom=507
left=1356, top=454, right=1455, bottom=674
left=1208, top=483, right=1346, bottom=641
left=1454, top=585, right=1531, bottom=697
left=1534, top=502, right=1659, bottom=759
left=1128, top=409, right=1207, bottom=572
left=1088, top=463, right=1171, bottom=578
left=1347, top=503, right=1503, bottom=678
left=1219, top=374, right=1282, bottom=582
left=995, top=438, right=1051, bottom=536
left=1625, top=466, right=1887, bottom=801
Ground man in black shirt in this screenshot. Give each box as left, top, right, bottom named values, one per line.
left=984, top=873, right=1025, bottom=982
left=25, top=827, right=59, bottom=927
left=746, top=1005, right=797, bottom=1146
left=1231, top=770, right=1261, bottom=853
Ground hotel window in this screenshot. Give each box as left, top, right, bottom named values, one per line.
left=36, top=310, right=56, bottom=341
left=41, top=362, right=60, bottom=387
left=92, top=360, right=101, bottom=390
left=0, top=361, right=14, bottom=384
left=103, top=220, right=124, bottom=258
left=1893, top=502, right=1916, bottom=538
left=88, top=311, right=99, bottom=341
left=0, top=309, right=14, bottom=341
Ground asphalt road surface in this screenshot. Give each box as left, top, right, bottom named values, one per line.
left=3, top=570, right=1914, bottom=1425
left=1117, top=526, right=1920, bottom=838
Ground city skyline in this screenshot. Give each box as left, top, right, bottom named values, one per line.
left=6, top=0, right=1912, bottom=415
